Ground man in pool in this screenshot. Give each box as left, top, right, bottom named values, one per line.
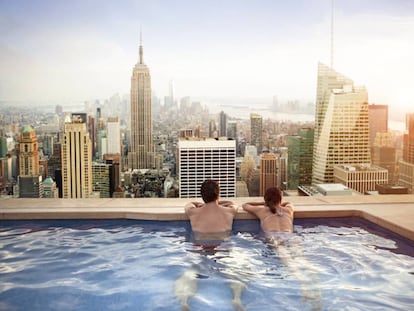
left=175, top=179, right=245, bottom=311
left=184, top=179, right=238, bottom=237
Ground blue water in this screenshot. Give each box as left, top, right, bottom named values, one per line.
left=0, top=218, right=413, bottom=311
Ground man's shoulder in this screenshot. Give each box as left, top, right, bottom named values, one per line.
left=219, top=203, right=238, bottom=215
left=185, top=202, right=204, bottom=215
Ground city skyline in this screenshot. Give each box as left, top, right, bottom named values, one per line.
left=1, top=0, right=414, bottom=115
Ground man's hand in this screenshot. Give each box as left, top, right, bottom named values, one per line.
left=218, top=200, right=236, bottom=207
left=185, top=202, right=204, bottom=209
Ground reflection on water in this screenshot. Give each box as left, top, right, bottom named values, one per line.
left=0, top=219, right=413, bottom=311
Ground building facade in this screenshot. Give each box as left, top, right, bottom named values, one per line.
left=398, top=113, right=414, bottom=193
left=178, top=138, right=236, bottom=198
left=372, top=132, right=397, bottom=184
left=287, top=128, right=314, bottom=190
left=368, top=104, right=388, bottom=147
left=334, top=164, right=388, bottom=194
left=18, top=126, right=43, bottom=198
left=219, top=111, right=227, bottom=137
left=92, top=162, right=111, bottom=198
left=250, top=113, right=263, bottom=154
left=128, top=38, right=155, bottom=170
left=107, top=116, right=121, bottom=155
left=18, top=126, right=39, bottom=176
left=260, top=153, right=277, bottom=196
left=312, top=63, right=371, bottom=184
left=398, top=161, right=414, bottom=193
left=18, top=175, right=44, bottom=198
left=402, top=113, right=414, bottom=163
left=61, top=114, right=92, bottom=198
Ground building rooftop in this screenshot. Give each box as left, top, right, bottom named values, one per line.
left=315, top=183, right=354, bottom=196
left=336, top=164, right=386, bottom=172
left=1, top=195, right=413, bottom=241
left=22, top=125, right=34, bottom=133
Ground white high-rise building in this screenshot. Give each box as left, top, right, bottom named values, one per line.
left=61, top=114, right=92, bottom=198
left=107, top=117, right=121, bottom=155
left=312, top=63, right=371, bottom=184
left=178, top=138, right=236, bottom=198
left=128, top=36, right=154, bottom=169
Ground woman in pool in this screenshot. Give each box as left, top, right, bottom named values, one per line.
left=242, top=187, right=294, bottom=233
left=243, top=187, right=322, bottom=310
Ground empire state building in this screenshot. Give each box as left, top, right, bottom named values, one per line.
left=128, top=38, right=154, bottom=170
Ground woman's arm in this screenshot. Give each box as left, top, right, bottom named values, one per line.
left=242, top=202, right=265, bottom=215
left=281, top=202, right=294, bottom=218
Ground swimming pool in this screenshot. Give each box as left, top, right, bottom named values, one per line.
left=0, top=218, right=413, bottom=310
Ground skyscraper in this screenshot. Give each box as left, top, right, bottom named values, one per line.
left=227, top=120, right=238, bottom=155
left=227, top=120, right=237, bottom=140
left=18, top=126, right=43, bottom=198
left=169, top=79, right=175, bottom=108
left=61, top=114, right=92, bottom=198
left=219, top=111, right=227, bottom=137
left=368, top=104, right=388, bottom=147
left=250, top=113, right=263, bottom=154
left=178, top=138, right=236, bottom=198
left=398, top=113, right=414, bottom=193
left=372, top=132, right=396, bottom=183
left=260, top=153, right=277, bottom=196
left=0, top=136, right=7, bottom=158
left=128, top=35, right=154, bottom=169
left=107, top=117, right=121, bottom=155
left=287, top=128, right=314, bottom=189
left=312, top=63, right=371, bottom=184
left=18, top=126, right=39, bottom=176
left=208, top=120, right=217, bottom=138
left=403, top=113, right=414, bottom=163
left=88, top=115, right=96, bottom=159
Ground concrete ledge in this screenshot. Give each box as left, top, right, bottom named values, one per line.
left=1, top=195, right=413, bottom=241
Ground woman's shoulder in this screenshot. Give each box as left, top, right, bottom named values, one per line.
left=282, top=202, right=294, bottom=210
left=257, top=208, right=275, bottom=219
left=281, top=203, right=294, bottom=217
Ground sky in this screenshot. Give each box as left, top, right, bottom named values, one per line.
left=1, top=0, right=414, bottom=115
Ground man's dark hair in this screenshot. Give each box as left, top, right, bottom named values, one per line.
left=200, top=180, right=220, bottom=203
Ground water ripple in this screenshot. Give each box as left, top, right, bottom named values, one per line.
left=0, top=219, right=413, bottom=310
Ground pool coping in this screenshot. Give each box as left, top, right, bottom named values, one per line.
left=1, top=195, right=414, bottom=241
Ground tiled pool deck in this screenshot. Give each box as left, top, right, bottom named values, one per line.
left=1, top=195, right=413, bottom=241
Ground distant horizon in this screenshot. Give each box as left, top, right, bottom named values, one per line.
left=0, top=95, right=407, bottom=129
left=1, top=0, right=414, bottom=116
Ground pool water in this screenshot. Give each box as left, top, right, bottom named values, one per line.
left=0, top=218, right=413, bottom=311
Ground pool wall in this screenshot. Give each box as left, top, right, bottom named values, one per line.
left=1, top=194, right=413, bottom=241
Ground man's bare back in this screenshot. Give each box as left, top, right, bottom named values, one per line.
left=185, top=200, right=238, bottom=234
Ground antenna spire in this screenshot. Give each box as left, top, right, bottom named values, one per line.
left=330, top=0, right=334, bottom=68
left=139, top=28, right=143, bottom=64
